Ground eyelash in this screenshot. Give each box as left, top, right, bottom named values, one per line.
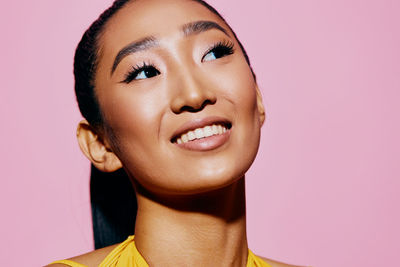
left=122, top=41, right=235, bottom=84
left=122, top=62, right=159, bottom=84
left=202, top=40, right=235, bottom=62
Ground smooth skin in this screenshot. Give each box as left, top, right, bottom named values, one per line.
left=50, top=0, right=304, bottom=266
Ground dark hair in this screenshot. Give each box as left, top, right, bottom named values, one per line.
left=74, top=0, right=255, bottom=248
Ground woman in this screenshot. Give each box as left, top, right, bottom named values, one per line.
left=50, top=0, right=303, bottom=266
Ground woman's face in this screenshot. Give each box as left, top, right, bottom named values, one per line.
left=94, top=0, right=264, bottom=195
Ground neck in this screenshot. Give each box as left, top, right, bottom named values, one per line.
left=133, top=177, right=248, bottom=267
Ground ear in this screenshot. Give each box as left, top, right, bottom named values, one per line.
left=255, top=84, right=265, bottom=125
left=76, top=120, right=122, bottom=172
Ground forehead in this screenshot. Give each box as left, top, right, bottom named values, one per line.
left=100, top=0, right=226, bottom=49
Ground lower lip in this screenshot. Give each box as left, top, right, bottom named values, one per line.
left=174, top=130, right=231, bottom=151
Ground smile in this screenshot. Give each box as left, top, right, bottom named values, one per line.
left=170, top=117, right=232, bottom=151
left=175, top=124, right=228, bottom=144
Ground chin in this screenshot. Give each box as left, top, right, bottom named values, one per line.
left=125, top=124, right=261, bottom=197
left=146, top=156, right=255, bottom=196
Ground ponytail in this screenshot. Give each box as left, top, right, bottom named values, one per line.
left=90, top=165, right=137, bottom=248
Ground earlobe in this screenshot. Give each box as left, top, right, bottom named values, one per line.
left=76, top=120, right=122, bottom=172
left=255, top=85, right=265, bottom=125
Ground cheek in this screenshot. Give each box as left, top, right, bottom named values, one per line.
left=98, top=83, right=166, bottom=155
left=99, top=86, right=175, bottom=188
left=221, top=59, right=261, bottom=154
left=219, top=59, right=259, bottom=120
left=104, top=92, right=153, bottom=131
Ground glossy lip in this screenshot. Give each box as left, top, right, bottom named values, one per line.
left=170, top=116, right=232, bottom=143
left=175, top=128, right=231, bottom=151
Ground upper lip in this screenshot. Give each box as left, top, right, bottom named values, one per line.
left=170, top=116, right=232, bottom=142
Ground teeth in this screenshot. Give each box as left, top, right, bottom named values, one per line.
left=182, top=134, right=188, bottom=143
left=212, top=125, right=218, bottom=134
left=175, top=124, right=228, bottom=144
left=187, top=131, right=196, bottom=141
left=194, top=128, right=205, bottom=139
left=204, top=126, right=213, bottom=137
left=217, top=125, right=223, bottom=134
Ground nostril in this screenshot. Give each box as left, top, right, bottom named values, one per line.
left=177, top=99, right=215, bottom=114
left=179, top=105, right=199, bottom=113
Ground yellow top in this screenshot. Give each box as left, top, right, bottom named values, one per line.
left=51, top=235, right=271, bottom=267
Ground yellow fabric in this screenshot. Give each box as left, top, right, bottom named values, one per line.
left=49, top=259, right=88, bottom=267
left=51, top=235, right=271, bottom=267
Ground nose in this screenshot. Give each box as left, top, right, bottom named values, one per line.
left=170, top=71, right=216, bottom=114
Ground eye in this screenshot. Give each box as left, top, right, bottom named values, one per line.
left=122, top=63, right=160, bottom=83
left=202, top=41, right=235, bottom=62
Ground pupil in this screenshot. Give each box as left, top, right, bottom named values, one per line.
left=214, top=49, right=223, bottom=58
left=145, top=68, right=156, bottom=77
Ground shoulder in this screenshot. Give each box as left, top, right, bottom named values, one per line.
left=259, top=255, right=310, bottom=267
left=46, top=243, right=120, bottom=267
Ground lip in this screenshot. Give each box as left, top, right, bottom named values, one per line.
left=175, top=129, right=231, bottom=151
left=170, top=116, right=232, bottom=143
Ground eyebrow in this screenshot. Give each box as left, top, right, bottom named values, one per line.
left=181, top=20, right=229, bottom=37
left=111, top=20, right=229, bottom=75
left=111, top=36, right=158, bottom=74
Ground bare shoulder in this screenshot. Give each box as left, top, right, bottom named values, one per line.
left=259, top=255, right=310, bottom=267
left=46, top=243, right=120, bottom=267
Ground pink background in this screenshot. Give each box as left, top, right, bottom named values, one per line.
left=1, top=0, right=399, bottom=266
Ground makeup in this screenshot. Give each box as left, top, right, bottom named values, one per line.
left=93, top=0, right=263, bottom=193
left=202, top=40, right=234, bottom=62
left=171, top=116, right=232, bottom=151
left=122, top=62, right=160, bottom=83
